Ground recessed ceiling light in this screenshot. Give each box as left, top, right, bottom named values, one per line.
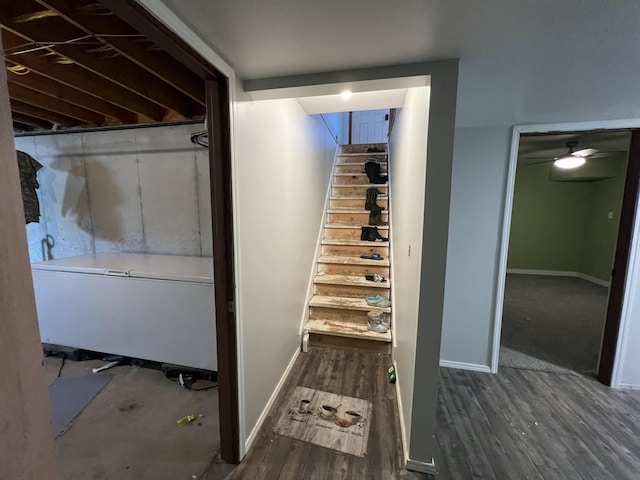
left=341, top=90, right=352, bottom=100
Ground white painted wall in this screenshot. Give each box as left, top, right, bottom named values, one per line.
left=233, top=96, right=339, bottom=447
left=388, top=87, right=430, bottom=455
left=14, top=123, right=212, bottom=262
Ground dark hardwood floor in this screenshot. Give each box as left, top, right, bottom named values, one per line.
left=207, top=348, right=640, bottom=479
left=435, top=367, right=640, bottom=479
left=211, top=347, right=426, bottom=480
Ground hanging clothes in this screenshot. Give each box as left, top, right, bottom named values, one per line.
left=16, top=150, right=43, bottom=224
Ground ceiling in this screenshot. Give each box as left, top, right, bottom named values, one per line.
left=1, top=0, right=206, bottom=133
left=518, top=131, right=632, bottom=166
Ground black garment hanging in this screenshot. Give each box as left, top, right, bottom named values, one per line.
left=16, top=150, right=43, bottom=224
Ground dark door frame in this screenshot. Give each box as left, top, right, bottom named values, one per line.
left=102, top=0, right=240, bottom=462
left=598, top=129, right=640, bottom=385
left=495, top=126, right=640, bottom=385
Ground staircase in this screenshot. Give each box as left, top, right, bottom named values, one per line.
left=304, top=143, right=392, bottom=353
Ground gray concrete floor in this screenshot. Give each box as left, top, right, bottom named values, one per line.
left=44, top=356, right=221, bottom=480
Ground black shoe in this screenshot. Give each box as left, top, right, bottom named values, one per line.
left=365, top=187, right=383, bottom=211
left=368, top=226, right=388, bottom=242
left=369, top=210, right=388, bottom=226
left=365, top=161, right=387, bottom=184
left=360, top=226, right=370, bottom=241
left=367, top=147, right=385, bottom=153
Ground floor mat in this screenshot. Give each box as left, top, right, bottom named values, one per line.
left=273, top=386, right=372, bottom=457
left=49, top=374, right=112, bottom=438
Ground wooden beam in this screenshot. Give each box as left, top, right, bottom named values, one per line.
left=13, top=120, right=35, bottom=131
left=8, top=81, right=105, bottom=125
left=11, top=99, right=79, bottom=127
left=34, top=0, right=205, bottom=105
left=2, top=29, right=164, bottom=120
left=6, top=71, right=136, bottom=124
left=101, top=0, right=224, bottom=80
left=12, top=112, right=52, bottom=129
left=0, top=14, right=199, bottom=118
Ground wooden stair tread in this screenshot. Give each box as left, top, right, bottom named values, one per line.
left=309, top=295, right=391, bottom=313
left=306, top=319, right=391, bottom=342
left=327, top=209, right=388, bottom=214
left=325, top=224, right=388, bottom=230
left=318, top=255, right=390, bottom=266
left=314, top=274, right=390, bottom=288
left=321, top=239, right=389, bottom=246
left=330, top=195, right=388, bottom=200
left=332, top=184, right=387, bottom=188
left=336, top=161, right=387, bottom=165
left=338, top=152, right=387, bottom=157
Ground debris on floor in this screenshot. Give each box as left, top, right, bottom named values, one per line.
left=177, top=414, right=196, bottom=426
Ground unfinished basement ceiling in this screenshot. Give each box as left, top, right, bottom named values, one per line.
left=1, top=0, right=206, bottom=133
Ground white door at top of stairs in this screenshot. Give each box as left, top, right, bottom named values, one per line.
left=351, top=109, right=389, bottom=144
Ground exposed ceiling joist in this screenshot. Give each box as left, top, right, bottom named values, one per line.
left=1, top=0, right=207, bottom=132
left=5, top=72, right=138, bottom=124
left=12, top=111, right=54, bottom=130
left=8, top=81, right=104, bottom=124
left=34, top=0, right=205, bottom=105
left=11, top=98, right=79, bottom=126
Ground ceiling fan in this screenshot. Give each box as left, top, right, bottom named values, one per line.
left=523, top=141, right=625, bottom=169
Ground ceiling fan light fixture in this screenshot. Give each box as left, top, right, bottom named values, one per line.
left=554, top=155, right=586, bottom=169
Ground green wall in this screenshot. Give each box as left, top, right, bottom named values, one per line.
left=507, top=159, right=626, bottom=282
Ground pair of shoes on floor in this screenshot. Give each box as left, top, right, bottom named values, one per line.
left=360, top=253, right=384, bottom=261
left=365, top=274, right=387, bottom=282
left=366, top=294, right=391, bottom=308
left=367, top=310, right=389, bottom=333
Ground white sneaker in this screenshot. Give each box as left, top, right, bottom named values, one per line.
left=367, top=311, right=389, bottom=333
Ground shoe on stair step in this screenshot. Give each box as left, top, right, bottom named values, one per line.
left=367, top=311, right=390, bottom=333
left=366, top=294, right=391, bottom=307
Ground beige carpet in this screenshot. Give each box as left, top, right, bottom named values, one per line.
left=273, top=386, right=372, bottom=457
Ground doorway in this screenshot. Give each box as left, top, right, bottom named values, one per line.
left=494, top=127, right=640, bottom=383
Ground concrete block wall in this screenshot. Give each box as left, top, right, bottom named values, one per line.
left=14, top=123, right=212, bottom=262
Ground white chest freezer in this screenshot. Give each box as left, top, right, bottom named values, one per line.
left=31, top=253, right=216, bottom=371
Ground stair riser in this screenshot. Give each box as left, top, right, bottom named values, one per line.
left=314, top=284, right=390, bottom=299
left=308, top=333, right=391, bottom=354
left=326, top=212, right=388, bottom=225
left=309, top=306, right=370, bottom=324
left=321, top=244, right=388, bottom=256
left=335, top=164, right=387, bottom=174
left=332, top=185, right=388, bottom=198
left=325, top=226, right=389, bottom=240
left=330, top=198, right=388, bottom=209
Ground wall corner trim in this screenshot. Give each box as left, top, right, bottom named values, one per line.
left=244, top=347, right=300, bottom=452
left=406, top=458, right=437, bottom=475
left=439, top=360, right=492, bottom=373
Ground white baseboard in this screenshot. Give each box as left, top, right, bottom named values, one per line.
left=394, top=365, right=409, bottom=464
left=506, top=268, right=610, bottom=287
left=617, top=383, right=640, bottom=390
left=439, top=360, right=492, bottom=373
left=244, top=347, right=301, bottom=452
left=406, top=458, right=436, bottom=475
